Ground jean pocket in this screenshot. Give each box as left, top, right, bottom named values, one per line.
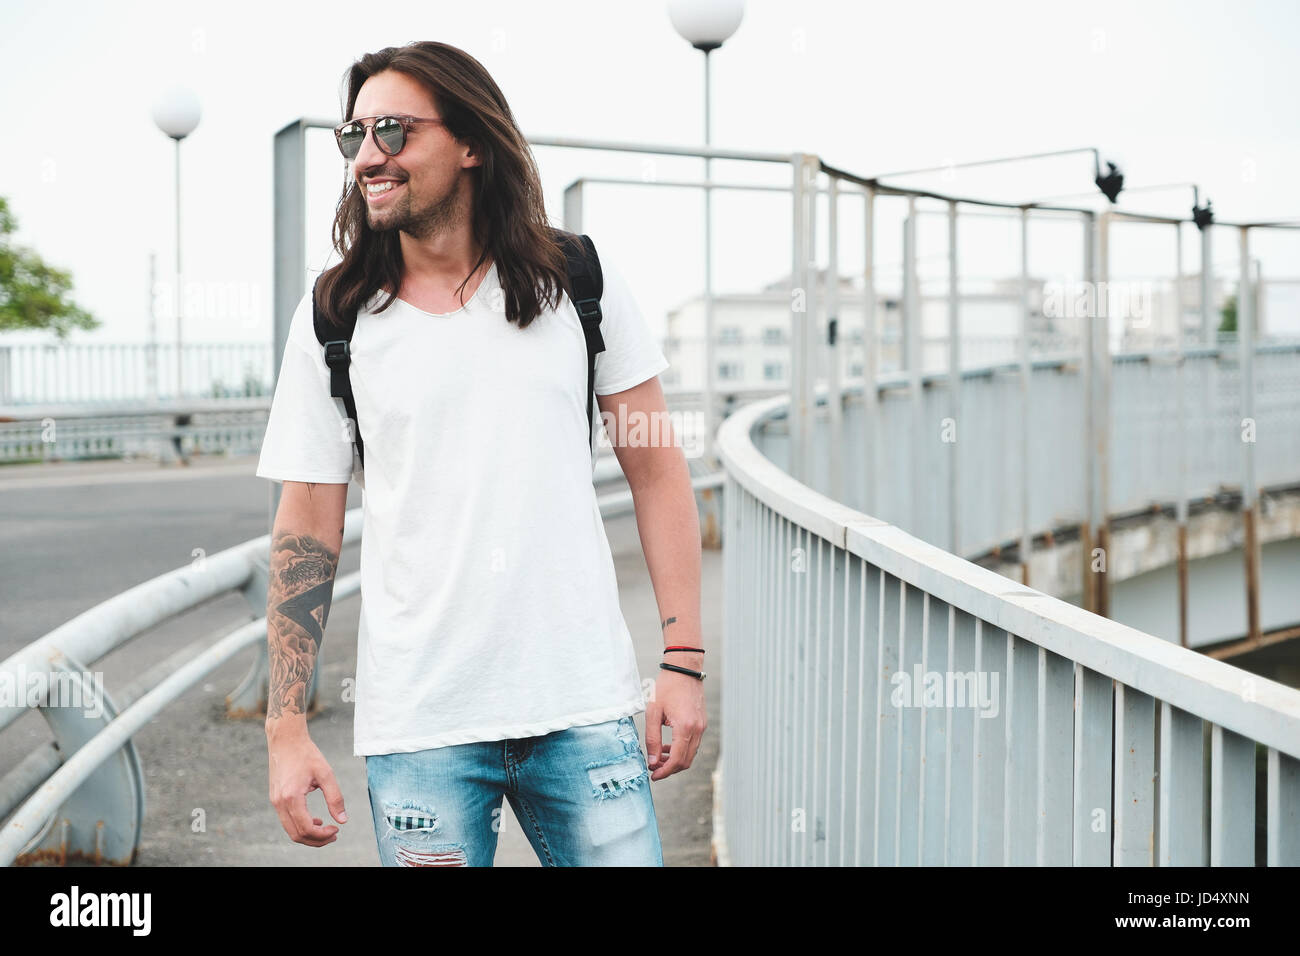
left=615, top=715, right=639, bottom=746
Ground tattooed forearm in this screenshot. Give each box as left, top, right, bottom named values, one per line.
left=266, top=530, right=340, bottom=720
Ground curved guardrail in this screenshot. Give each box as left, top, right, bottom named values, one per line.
left=713, top=389, right=1300, bottom=866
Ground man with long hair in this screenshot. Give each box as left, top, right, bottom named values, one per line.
left=255, top=41, right=705, bottom=866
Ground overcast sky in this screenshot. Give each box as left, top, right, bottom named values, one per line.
left=2, top=0, right=1298, bottom=345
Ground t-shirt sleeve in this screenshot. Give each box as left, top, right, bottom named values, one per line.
left=592, top=254, right=670, bottom=395
left=254, top=290, right=356, bottom=484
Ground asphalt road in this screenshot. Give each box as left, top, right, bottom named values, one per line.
left=0, top=455, right=722, bottom=866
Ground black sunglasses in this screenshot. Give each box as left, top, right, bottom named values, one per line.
left=333, top=114, right=445, bottom=160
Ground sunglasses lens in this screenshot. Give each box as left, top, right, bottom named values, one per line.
left=375, top=117, right=405, bottom=154
left=338, top=122, right=365, bottom=159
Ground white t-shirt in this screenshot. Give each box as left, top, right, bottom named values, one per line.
left=255, top=250, right=670, bottom=756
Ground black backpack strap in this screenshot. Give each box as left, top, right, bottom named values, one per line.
left=311, top=275, right=364, bottom=472
left=553, top=228, right=605, bottom=451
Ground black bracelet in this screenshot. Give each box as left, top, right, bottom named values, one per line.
left=660, top=662, right=706, bottom=681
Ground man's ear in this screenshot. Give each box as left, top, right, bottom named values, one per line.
left=462, top=137, right=483, bottom=168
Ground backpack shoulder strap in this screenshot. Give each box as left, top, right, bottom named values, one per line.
left=312, top=274, right=364, bottom=472
left=551, top=227, right=606, bottom=452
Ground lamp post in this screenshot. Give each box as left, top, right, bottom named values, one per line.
left=152, top=86, right=201, bottom=399
left=668, top=0, right=744, bottom=467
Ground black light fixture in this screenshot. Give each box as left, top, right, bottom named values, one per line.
left=1192, top=198, right=1214, bottom=231
left=1095, top=160, right=1124, bottom=203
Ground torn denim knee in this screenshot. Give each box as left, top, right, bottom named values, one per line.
left=380, top=800, right=467, bottom=866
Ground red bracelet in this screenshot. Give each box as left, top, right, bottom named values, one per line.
left=663, top=646, right=705, bottom=653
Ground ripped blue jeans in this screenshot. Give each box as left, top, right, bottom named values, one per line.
left=364, top=715, right=663, bottom=866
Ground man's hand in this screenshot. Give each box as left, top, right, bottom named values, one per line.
left=267, top=719, right=348, bottom=847
left=644, top=669, right=707, bottom=781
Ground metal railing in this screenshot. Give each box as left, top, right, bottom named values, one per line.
left=0, top=342, right=271, bottom=406
left=0, top=506, right=364, bottom=864
left=807, top=342, right=1300, bottom=562
left=0, top=385, right=739, bottom=466
left=0, top=398, right=273, bottom=464
left=715, top=387, right=1300, bottom=866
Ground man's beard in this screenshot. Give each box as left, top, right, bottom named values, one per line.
left=367, top=175, right=466, bottom=241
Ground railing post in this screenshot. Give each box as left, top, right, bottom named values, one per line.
left=228, top=553, right=272, bottom=718
left=947, top=201, right=961, bottom=555
left=271, top=118, right=309, bottom=529
left=20, top=654, right=145, bottom=865
left=1080, top=212, right=1096, bottom=612
left=874, top=574, right=902, bottom=864
left=1113, top=682, right=1155, bottom=865
left=1093, top=209, right=1112, bottom=616
left=1073, top=663, right=1113, bottom=865
left=827, top=175, right=843, bottom=502
left=1175, top=222, right=1190, bottom=647
left=562, top=178, right=584, bottom=234
left=702, top=114, right=717, bottom=469
left=1018, top=207, right=1033, bottom=586
left=1266, top=749, right=1300, bottom=865
left=1157, top=702, right=1206, bottom=864
left=973, top=621, right=1007, bottom=864
left=862, top=185, right=878, bottom=516
left=1238, top=225, right=1262, bottom=646
left=790, top=153, right=818, bottom=484
left=903, top=198, right=922, bottom=534
left=1037, top=647, right=1073, bottom=864
left=1004, top=632, right=1039, bottom=864
left=1200, top=219, right=1214, bottom=344
left=1209, top=725, right=1255, bottom=864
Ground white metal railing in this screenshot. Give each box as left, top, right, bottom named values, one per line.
left=0, top=342, right=271, bottom=405
left=0, top=507, right=364, bottom=865
left=715, top=388, right=1300, bottom=866
left=808, top=342, right=1300, bottom=562
left=0, top=399, right=273, bottom=464
left=0, top=385, right=752, bottom=466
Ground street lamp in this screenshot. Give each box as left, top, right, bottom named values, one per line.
left=152, top=86, right=201, bottom=400
left=668, top=0, right=744, bottom=467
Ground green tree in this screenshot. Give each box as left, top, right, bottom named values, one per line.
left=0, top=196, right=98, bottom=338
left=1219, top=293, right=1237, bottom=333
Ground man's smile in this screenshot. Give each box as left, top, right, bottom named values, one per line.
left=364, top=180, right=405, bottom=203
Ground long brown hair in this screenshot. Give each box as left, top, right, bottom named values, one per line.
left=315, top=41, right=570, bottom=331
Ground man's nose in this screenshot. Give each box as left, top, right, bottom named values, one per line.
left=352, top=126, right=388, bottom=172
